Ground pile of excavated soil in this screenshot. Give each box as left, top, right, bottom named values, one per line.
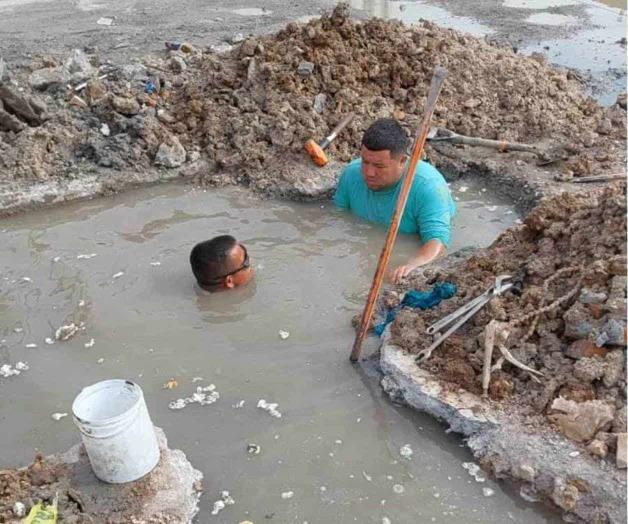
left=0, top=3, right=625, bottom=191
left=387, top=183, right=627, bottom=462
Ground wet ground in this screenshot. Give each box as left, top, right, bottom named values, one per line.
left=0, top=179, right=563, bottom=522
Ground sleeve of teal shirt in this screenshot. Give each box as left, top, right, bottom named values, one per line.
left=333, top=167, right=351, bottom=209
left=415, top=180, right=453, bottom=247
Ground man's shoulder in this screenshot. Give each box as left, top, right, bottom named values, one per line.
left=339, top=159, right=364, bottom=187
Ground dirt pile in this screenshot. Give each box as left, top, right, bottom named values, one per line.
left=0, top=4, right=625, bottom=192
left=388, top=183, right=627, bottom=463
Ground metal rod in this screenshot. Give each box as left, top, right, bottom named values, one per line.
left=350, top=66, right=448, bottom=362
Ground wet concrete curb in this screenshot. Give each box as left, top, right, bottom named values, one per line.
left=380, top=343, right=627, bottom=523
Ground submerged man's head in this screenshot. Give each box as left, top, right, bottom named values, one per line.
left=360, top=118, right=409, bottom=191
left=190, top=235, right=254, bottom=292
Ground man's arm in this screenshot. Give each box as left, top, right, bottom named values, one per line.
left=391, top=181, right=452, bottom=284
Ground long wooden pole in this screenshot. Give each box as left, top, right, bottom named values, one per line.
left=350, top=66, right=448, bottom=362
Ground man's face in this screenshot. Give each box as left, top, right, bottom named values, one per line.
left=360, top=147, right=406, bottom=191
left=223, top=243, right=254, bottom=289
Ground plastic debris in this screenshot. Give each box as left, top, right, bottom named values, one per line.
left=150, top=261, right=161, bottom=266
left=382, top=518, right=392, bottom=524
left=96, top=16, right=113, bottom=25
left=21, top=277, right=32, bottom=282
left=97, top=358, right=104, bottom=364
left=257, top=399, right=282, bottom=418
left=53, top=257, right=61, bottom=262
left=78, top=300, right=86, bottom=307
left=163, top=378, right=178, bottom=390
left=211, top=491, right=235, bottom=515
left=14, top=327, right=23, bottom=333
left=281, top=491, right=294, bottom=499
left=483, top=487, right=495, bottom=497
left=362, top=471, right=372, bottom=482
left=0, top=362, right=29, bottom=378
left=485, top=205, right=498, bottom=212
left=45, top=338, right=55, bottom=345
left=247, top=443, right=261, bottom=455
left=458, top=186, right=469, bottom=193
left=400, top=444, right=413, bottom=459
left=55, top=323, right=79, bottom=341
left=25, top=343, right=38, bottom=348
left=76, top=253, right=97, bottom=259
left=51, top=412, right=68, bottom=421
left=569, top=451, right=580, bottom=458
left=12, top=502, right=26, bottom=517
left=145, top=80, right=157, bottom=94
left=192, top=376, right=203, bottom=382
left=169, top=384, right=219, bottom=410
left=335, top=439, right=342, bottom=444
left=393, top=484, right=405, bottom=494
left=462, top=462, right=486, bottom=482
left=278, top=330, right=290, bottom=340
left=84, top=338, right=95, bottom=348
left=24, top=498, right=58, bottom=524
left=233, top=399, right=245, bottom=408
left=112, top=271, right=124, bottom=279
left=230, top=33, right=245, bottom=44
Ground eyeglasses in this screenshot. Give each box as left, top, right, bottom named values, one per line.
left=201, top=245, right=250, bottom=286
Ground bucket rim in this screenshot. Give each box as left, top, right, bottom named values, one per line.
left=72, top=379, right=143, bottom=426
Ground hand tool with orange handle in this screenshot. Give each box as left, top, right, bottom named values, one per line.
left=304, top=113, right=355, bottom=167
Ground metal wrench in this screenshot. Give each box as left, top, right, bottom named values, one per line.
left=416, top=275, right=513, bottom=363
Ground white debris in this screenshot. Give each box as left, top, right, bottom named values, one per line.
left=362, top=471, right=372, bottom=482
left=233, top=400, right=245, bottom=408
left=281, top=491, right=294, bottom=500
left=78, top=300, right=86, bottom=307
left=335, top=439, right=342, bottom=444
left=393, top=484, right=405, bottom=494
left=0, top=362, right=29, bottom=378
left=55, top=323, right=79, bottom=341
left=12, top=502, right=26, bottom=518
left=247, top=443, right=261, bottom=455
left=169, top=384, right=219, bottom=410
left=16, top=362, right=28, bottom=371
left=100, top=123, right=110, bottom=136
left=485, top=205, right=498, bottom=212
left=51, top=412, right=68, bottom=421
left=96, top=16, right=114, bottom=25
left=14, top=327, right=23, bottom=333
left=569, top=451, right=580, bottom=458
left=25, top=343, right=38, bottom=348
left=150, top=261, right=161, bottom=266
left=192, top=376, right=203, bottom=382
left=483, top=487, right=495, bottom=497
left=211, top=491, right=235, bottom=515
left=21, top=277, right=32, bottom=282
left=382, top=518, right=392, bottom=524
left=45, top=338, right=55, bottom=345
left=97, top=358, right=104, bottom=364
left=400, top=444, right=413, bottom=459
left=458, top=186, right=469, bottom=193
left=84, top=338, right=95, bottom=348
left=462, top=462, right=486, bottom=482
left=112, top=271, right=124, bottom=279
left=53, top=256, right=61, bottom=263
left=257, top=399, right=282, bottom=418
left=278, top=330, right=290, bottom=340
left=76, top=253, right=97, bottom=259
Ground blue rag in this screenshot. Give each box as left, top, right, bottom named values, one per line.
left=374, top=281, right=457, bottom=336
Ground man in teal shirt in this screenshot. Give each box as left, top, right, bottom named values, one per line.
left=333, top=118, right=455, bottom=283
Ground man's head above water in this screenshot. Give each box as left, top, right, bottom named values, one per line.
left=190, top=235, right=254, bottom=292
left=360, top=118, right=410, bottom=191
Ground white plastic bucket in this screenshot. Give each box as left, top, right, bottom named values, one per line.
left=72, top=379, right=160, bottom=483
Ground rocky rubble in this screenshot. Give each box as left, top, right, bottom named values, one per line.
left=0, top=3, right=625, bottom=194
left=387, top=184, right=627, bottom=467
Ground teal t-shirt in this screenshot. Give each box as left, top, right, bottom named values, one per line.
left=333, top=159, right=456, bottom=246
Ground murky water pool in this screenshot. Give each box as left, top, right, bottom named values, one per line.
left=0, top=179, right=560, bottom=522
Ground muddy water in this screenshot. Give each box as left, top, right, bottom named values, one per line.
left=0, top=179, right=559, bottom=523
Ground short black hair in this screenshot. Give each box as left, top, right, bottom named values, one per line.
left=190, top=235, right=238, bottom=288
left=361, top=118, right=409, bottom=157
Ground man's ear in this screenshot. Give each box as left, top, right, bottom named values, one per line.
left=224, top=276, right=235, bottom=289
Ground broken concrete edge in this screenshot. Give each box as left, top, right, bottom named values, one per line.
left=7, top=427, right=203, bottom=523
left=0, top=148, right=576, bottom=218
left=380, top=343, right=627, bottom=523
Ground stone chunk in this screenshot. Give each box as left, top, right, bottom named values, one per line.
left=617, top=433, right=627, bottom=468
left=549, top=397, right=615, bottom=442
left=29, top=67, right=70, bottom=90
left=565, top=339, right=608, bottom=359
left=111, top=96, right=140, bottom=116
left=154, top=137, right=186, bottom=168
left=297, top=61, right=315, bottom=77
left=563, top=303, right=595, bottom=340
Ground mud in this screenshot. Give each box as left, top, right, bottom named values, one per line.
left=0, top=4, right=625, bottom=205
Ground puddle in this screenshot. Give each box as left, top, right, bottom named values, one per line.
left=525, top=12, right=579, bottom=24
left=231, top=7, right=272, bottom=16
left=349, top=0, right=494, bottom=36
left=0, top=180, right=561, bottom=522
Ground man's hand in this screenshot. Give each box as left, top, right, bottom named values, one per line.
left=390, top=239, right=446, bottom=285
